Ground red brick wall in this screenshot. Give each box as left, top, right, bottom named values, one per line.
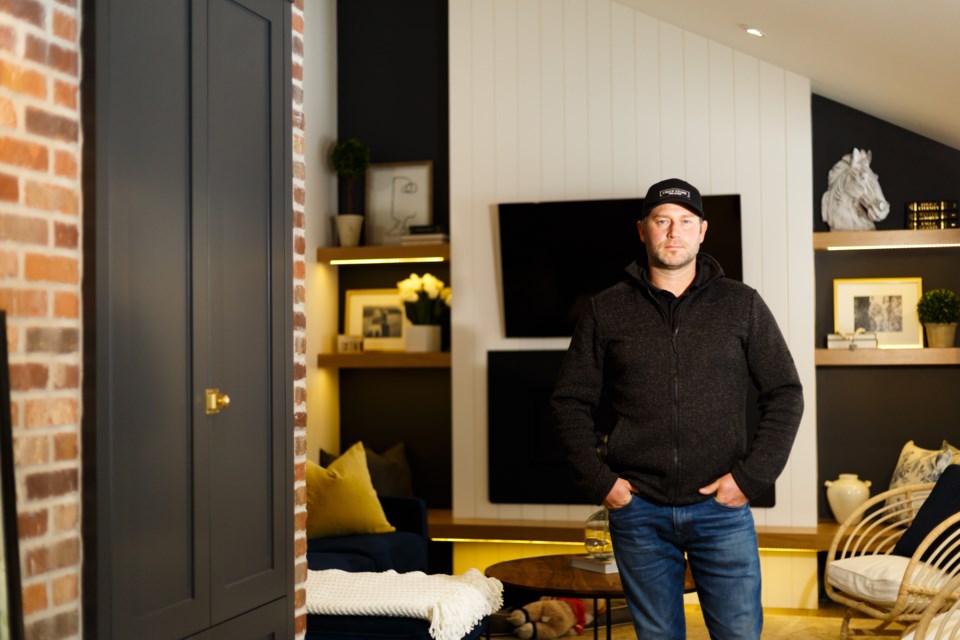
left=292, top=0, right=308, bottom=637
left=0, top=0, right=83, bottom=637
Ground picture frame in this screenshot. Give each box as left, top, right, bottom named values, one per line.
left=833, top=277, right=924, bottom=349
left=365, top=161, right=433, bottom=246
left=345, top=288, right=409, bottom=352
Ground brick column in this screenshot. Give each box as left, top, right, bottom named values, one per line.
left=291, top=0, right=308, bottom=637
left=0, top=0, right=83, bottom=638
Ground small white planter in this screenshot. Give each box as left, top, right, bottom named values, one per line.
left=404, top=325, right=441, bottom=353
left=336, top=214, right=363, bottom=247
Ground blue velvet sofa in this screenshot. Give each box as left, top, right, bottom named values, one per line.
left=306, top=496, right=488, bottom=640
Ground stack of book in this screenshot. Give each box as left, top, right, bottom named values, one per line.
left=400, top=225, right=449, bottom=245
left=570, top=555, right=618, bottom=574
left=826, top=332, right=878, bottom=350
left=904, top=200, right=959, bottom=229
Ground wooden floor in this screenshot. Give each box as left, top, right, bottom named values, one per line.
left=491, top=604, right=851, bottom=639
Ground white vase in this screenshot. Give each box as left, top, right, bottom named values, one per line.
left=924, top=322, right=958, bottom=348
left=824, top=473, right=872, bottom=524
left=336, top=214, right=363, bottom=247
left=404, top=324, right=441, bottom=353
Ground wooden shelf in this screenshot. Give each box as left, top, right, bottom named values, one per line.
left=317, top=243, right=450, bottom=264
left=815, top=348, right=960, bottom=366
left=317, top=352, right=451, bottom=368
left=813, top=228, right=960, bottom=251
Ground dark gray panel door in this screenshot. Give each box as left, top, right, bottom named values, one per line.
left=202, top=0, right=288, bottom=623
left=95, top=0, right=291, bottom=637
left=185, top=598, right=288, bottom=640
left=100, top=1, right=210, bottom=638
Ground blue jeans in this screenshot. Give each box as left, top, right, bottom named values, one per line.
left=608, top=494, right=762, bottom=640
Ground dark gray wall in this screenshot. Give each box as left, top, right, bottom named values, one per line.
left=335, top=0, right=451, bottom=509
left=812, top=95, right=960, bottom=519
left=336, top=0, right=449, bottom=226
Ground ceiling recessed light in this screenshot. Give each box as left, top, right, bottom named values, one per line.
left=740, top=24, right=766, bottom=38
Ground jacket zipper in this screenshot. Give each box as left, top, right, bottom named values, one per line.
left=670, top=325, right=681, bottom=503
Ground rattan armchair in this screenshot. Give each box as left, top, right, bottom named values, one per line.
left=824, top=482, right=960, bottom=639
left=902, top=573, right=960, bottom=640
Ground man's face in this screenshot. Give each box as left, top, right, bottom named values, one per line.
left=637, top=203, right=708, bottom=270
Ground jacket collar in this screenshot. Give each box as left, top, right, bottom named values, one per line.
left=624, top=252, right=726, bottom=294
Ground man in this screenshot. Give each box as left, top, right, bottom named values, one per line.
left=551, top=178, right=803, bottom=639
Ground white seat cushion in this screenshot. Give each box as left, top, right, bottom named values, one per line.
left=827, top=555, right=910, bottom=606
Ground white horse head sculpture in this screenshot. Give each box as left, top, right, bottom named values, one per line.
left=821, top=148, right=890, bottom=231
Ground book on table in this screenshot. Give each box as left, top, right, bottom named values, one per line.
left=570, top=556, right=618, bottom=574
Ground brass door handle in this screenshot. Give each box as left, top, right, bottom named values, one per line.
left=205, top=388, right=231, bottom=414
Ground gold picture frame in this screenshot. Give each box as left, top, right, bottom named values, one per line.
left=833, top=277, right=923, bottom=349
left=344, top=288, right=408, bottom=352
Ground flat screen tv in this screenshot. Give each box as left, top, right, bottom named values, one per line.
left=497, top=195, right=742, bottom=337
left=487, top=349, right=774, bottom=508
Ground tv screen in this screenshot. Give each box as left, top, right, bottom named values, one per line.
left=487, top=349, right=774, bottom=508
left=497, top=195, right=742, bottom=337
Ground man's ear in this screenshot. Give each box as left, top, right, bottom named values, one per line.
left=637, top=219, right=647, bottom=243
left=699, top=219, right=708, bottom=242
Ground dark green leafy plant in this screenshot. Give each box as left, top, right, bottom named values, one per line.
left=328, top=138, right=371, bottom=214
left=916, top=288, right=960, bottom=324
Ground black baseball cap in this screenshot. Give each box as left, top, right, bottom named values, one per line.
left=640, top=178, right=705, bottom=219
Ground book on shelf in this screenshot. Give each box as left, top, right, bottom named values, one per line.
left=905, top=200, right=958, bottom=213
left=400, top=233, right=449, bottom=245
left=407, top=224, right=448, bottom=235
left=826, top=332, right=878, bottom=350
left=570, top=556, right=618, bottom=574
left=905, top=209, right=959, bottom=230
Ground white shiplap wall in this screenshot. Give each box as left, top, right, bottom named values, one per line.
left=449, top=0, right=818, bottom=527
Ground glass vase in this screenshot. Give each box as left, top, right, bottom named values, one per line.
left=584, top=507, right=612, bottom=560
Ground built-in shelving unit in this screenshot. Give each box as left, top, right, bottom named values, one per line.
left=813, top=228, right=960, bottom=252
left=316, top=243, right=452, bottom=370
left=814, top=228, right=960, bottom=367
left=317, top=243, right=450, bottom=264
left=814, top=348, right=960, bottom=366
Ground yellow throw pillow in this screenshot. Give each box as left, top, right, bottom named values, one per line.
left=306, top=441, right=396, bottom=538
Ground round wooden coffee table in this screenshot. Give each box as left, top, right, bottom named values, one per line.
left=485, top=554, right=695, bottom=640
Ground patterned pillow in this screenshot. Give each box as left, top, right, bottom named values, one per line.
left=885, top=440, right=954, bottom=520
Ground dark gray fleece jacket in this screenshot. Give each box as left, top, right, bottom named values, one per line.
left=551, top=254, right=803, bottom=506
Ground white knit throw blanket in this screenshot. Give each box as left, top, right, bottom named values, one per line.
left=306, top=568, right=503, bottom=640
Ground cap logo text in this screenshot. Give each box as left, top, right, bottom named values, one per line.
left=660, top=188, right=691, bottom=199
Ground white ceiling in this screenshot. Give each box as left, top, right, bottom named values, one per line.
left=616, top=0, right=960, bottom=151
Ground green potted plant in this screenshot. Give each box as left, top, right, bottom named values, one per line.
left=328, top=138, right=371, bottom=246
left=916, top=288, right=960, bottom=348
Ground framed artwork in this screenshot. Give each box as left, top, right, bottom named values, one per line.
left=345, top=288, right=408, bottom=352
left=833, top=277, right=923, bottom=349
left=0, top=311, right=24, bottom=640
left=365, top=161, right=433, bottom=246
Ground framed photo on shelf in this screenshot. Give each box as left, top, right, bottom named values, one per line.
left=365, top=161, right=433, bottom=246
left=345, top=288, right=408, bottom=351
left=833, top=277, right=923, bottom=349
